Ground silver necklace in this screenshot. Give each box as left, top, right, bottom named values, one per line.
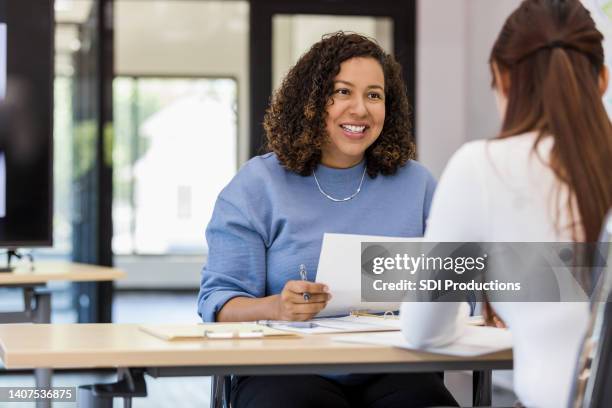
left=312, top=166, right=367, bottom=202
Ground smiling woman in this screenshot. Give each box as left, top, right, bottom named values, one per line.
left=264, top=32, right=414, bottom=177
left=198, top=32, right=457, bottom=408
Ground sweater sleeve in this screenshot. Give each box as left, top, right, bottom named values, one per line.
left=401, top=142, right=486, bottom=347
left=197, top=194, right=267, bottom=322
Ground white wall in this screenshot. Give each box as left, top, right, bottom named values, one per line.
left=417, top=0, right=521, bottom=178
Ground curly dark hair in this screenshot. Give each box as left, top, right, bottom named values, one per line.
left=263, top=31, right=415, bottom=177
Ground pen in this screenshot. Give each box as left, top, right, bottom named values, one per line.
left=299, top=264, right=311, bottom=301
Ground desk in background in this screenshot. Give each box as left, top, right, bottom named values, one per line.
left=0, top=261, right=125, bottom=325
left=0, top=323, right=513, bottom=408
left=0, top=262, right=125, bottom=408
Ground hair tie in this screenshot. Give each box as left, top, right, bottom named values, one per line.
left=545, top=40, right=567, bottom=50
left=516, top=39, right=575, bottom=63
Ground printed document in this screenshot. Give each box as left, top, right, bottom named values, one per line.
left=315, top=233, right=420, bottom=316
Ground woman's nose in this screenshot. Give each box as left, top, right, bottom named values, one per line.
left=348, top=96, right=368, bottom=117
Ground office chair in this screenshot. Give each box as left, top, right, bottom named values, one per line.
left=568, top=211, right=612, bottom=408
left=210, top=374, right=231, bottom=408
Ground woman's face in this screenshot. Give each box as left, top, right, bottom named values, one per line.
left=322, top=57, right=386, bottom=168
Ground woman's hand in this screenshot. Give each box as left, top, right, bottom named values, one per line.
left=274, top=281, right=331, bottom=321
left=483, top=301, right=506, bottom=328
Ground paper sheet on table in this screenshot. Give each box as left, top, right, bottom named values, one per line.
left=333, top=326, right=512, bottom=357
left=264, top=315, right=485, bottom=334
left=315, top=233, right=421, bottom=317
left=266, top=315, right=402, bottom=334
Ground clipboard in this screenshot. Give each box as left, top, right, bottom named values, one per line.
left=139, top=323, right=300, bottom=340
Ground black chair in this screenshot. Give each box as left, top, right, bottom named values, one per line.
left=210, top=375, right=231, bottom=408
left=586, top=291, right=612, bottom=407
left=568, top=211, right=612, bottom=408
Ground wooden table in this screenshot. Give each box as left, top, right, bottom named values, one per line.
left=0, top=262, right=125, bottom=408
left=0, top=324, right=513, bottom=408
left=0, top=262, right=125, bottom=286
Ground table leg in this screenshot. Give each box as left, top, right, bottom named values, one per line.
left=35, top=368, right=52, bottom=408
left=32, top=290, right=51, bottom=324
left=33, top=290, right=52, bottom=408
left=473, top=370, right=492, bottom=407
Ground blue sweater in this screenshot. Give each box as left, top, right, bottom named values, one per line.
left=198, top=152, right=436, bottom=322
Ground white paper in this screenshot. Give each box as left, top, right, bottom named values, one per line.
left=333, top=326, right=513, bottom=357
left=315, top=233, right=421, bottom=317
left=0, top=23, right=5, bottom=101
left=264, top=315, right=402, bottom=334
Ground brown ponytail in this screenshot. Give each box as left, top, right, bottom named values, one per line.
left=491, top=0, right=612, bottom=242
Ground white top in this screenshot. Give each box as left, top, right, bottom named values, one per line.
left=400, top=132, right=589, bottom=408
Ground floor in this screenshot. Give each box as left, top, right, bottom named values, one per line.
left=0, top=286, right=518, bottom=407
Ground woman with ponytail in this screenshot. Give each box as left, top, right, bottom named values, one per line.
left=400, top=0, right=612, bottom=407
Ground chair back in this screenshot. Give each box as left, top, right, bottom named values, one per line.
left=568, top=211, right=612, bottom=408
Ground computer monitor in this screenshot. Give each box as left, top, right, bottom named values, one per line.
left=0, top=0, right=53, bottom=251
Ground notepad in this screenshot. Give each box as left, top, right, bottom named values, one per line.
left=139, top=323, right=299, bottom=340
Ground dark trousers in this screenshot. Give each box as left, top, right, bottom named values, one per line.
left=230, top=373, right=459, bottom=408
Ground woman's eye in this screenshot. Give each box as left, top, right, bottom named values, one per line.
left=368, top=92, right=383, bottom=100
left=335, top=88, right=350, bottom=96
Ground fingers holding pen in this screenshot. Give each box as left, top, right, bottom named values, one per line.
left=281, top=281, right=331, bottom=303
left=286, top=281, right=329, bottom=296
left=285, top=281, right=331, bottom=302
left=289, top=292, right=332, bottom=304
left=276, top=280, right=332, bottom=320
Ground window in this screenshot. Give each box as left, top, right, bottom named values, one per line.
left=112, top=77, right=237, bottom=255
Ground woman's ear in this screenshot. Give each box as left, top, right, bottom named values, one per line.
left=599, top=65, right=609, bottom=96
